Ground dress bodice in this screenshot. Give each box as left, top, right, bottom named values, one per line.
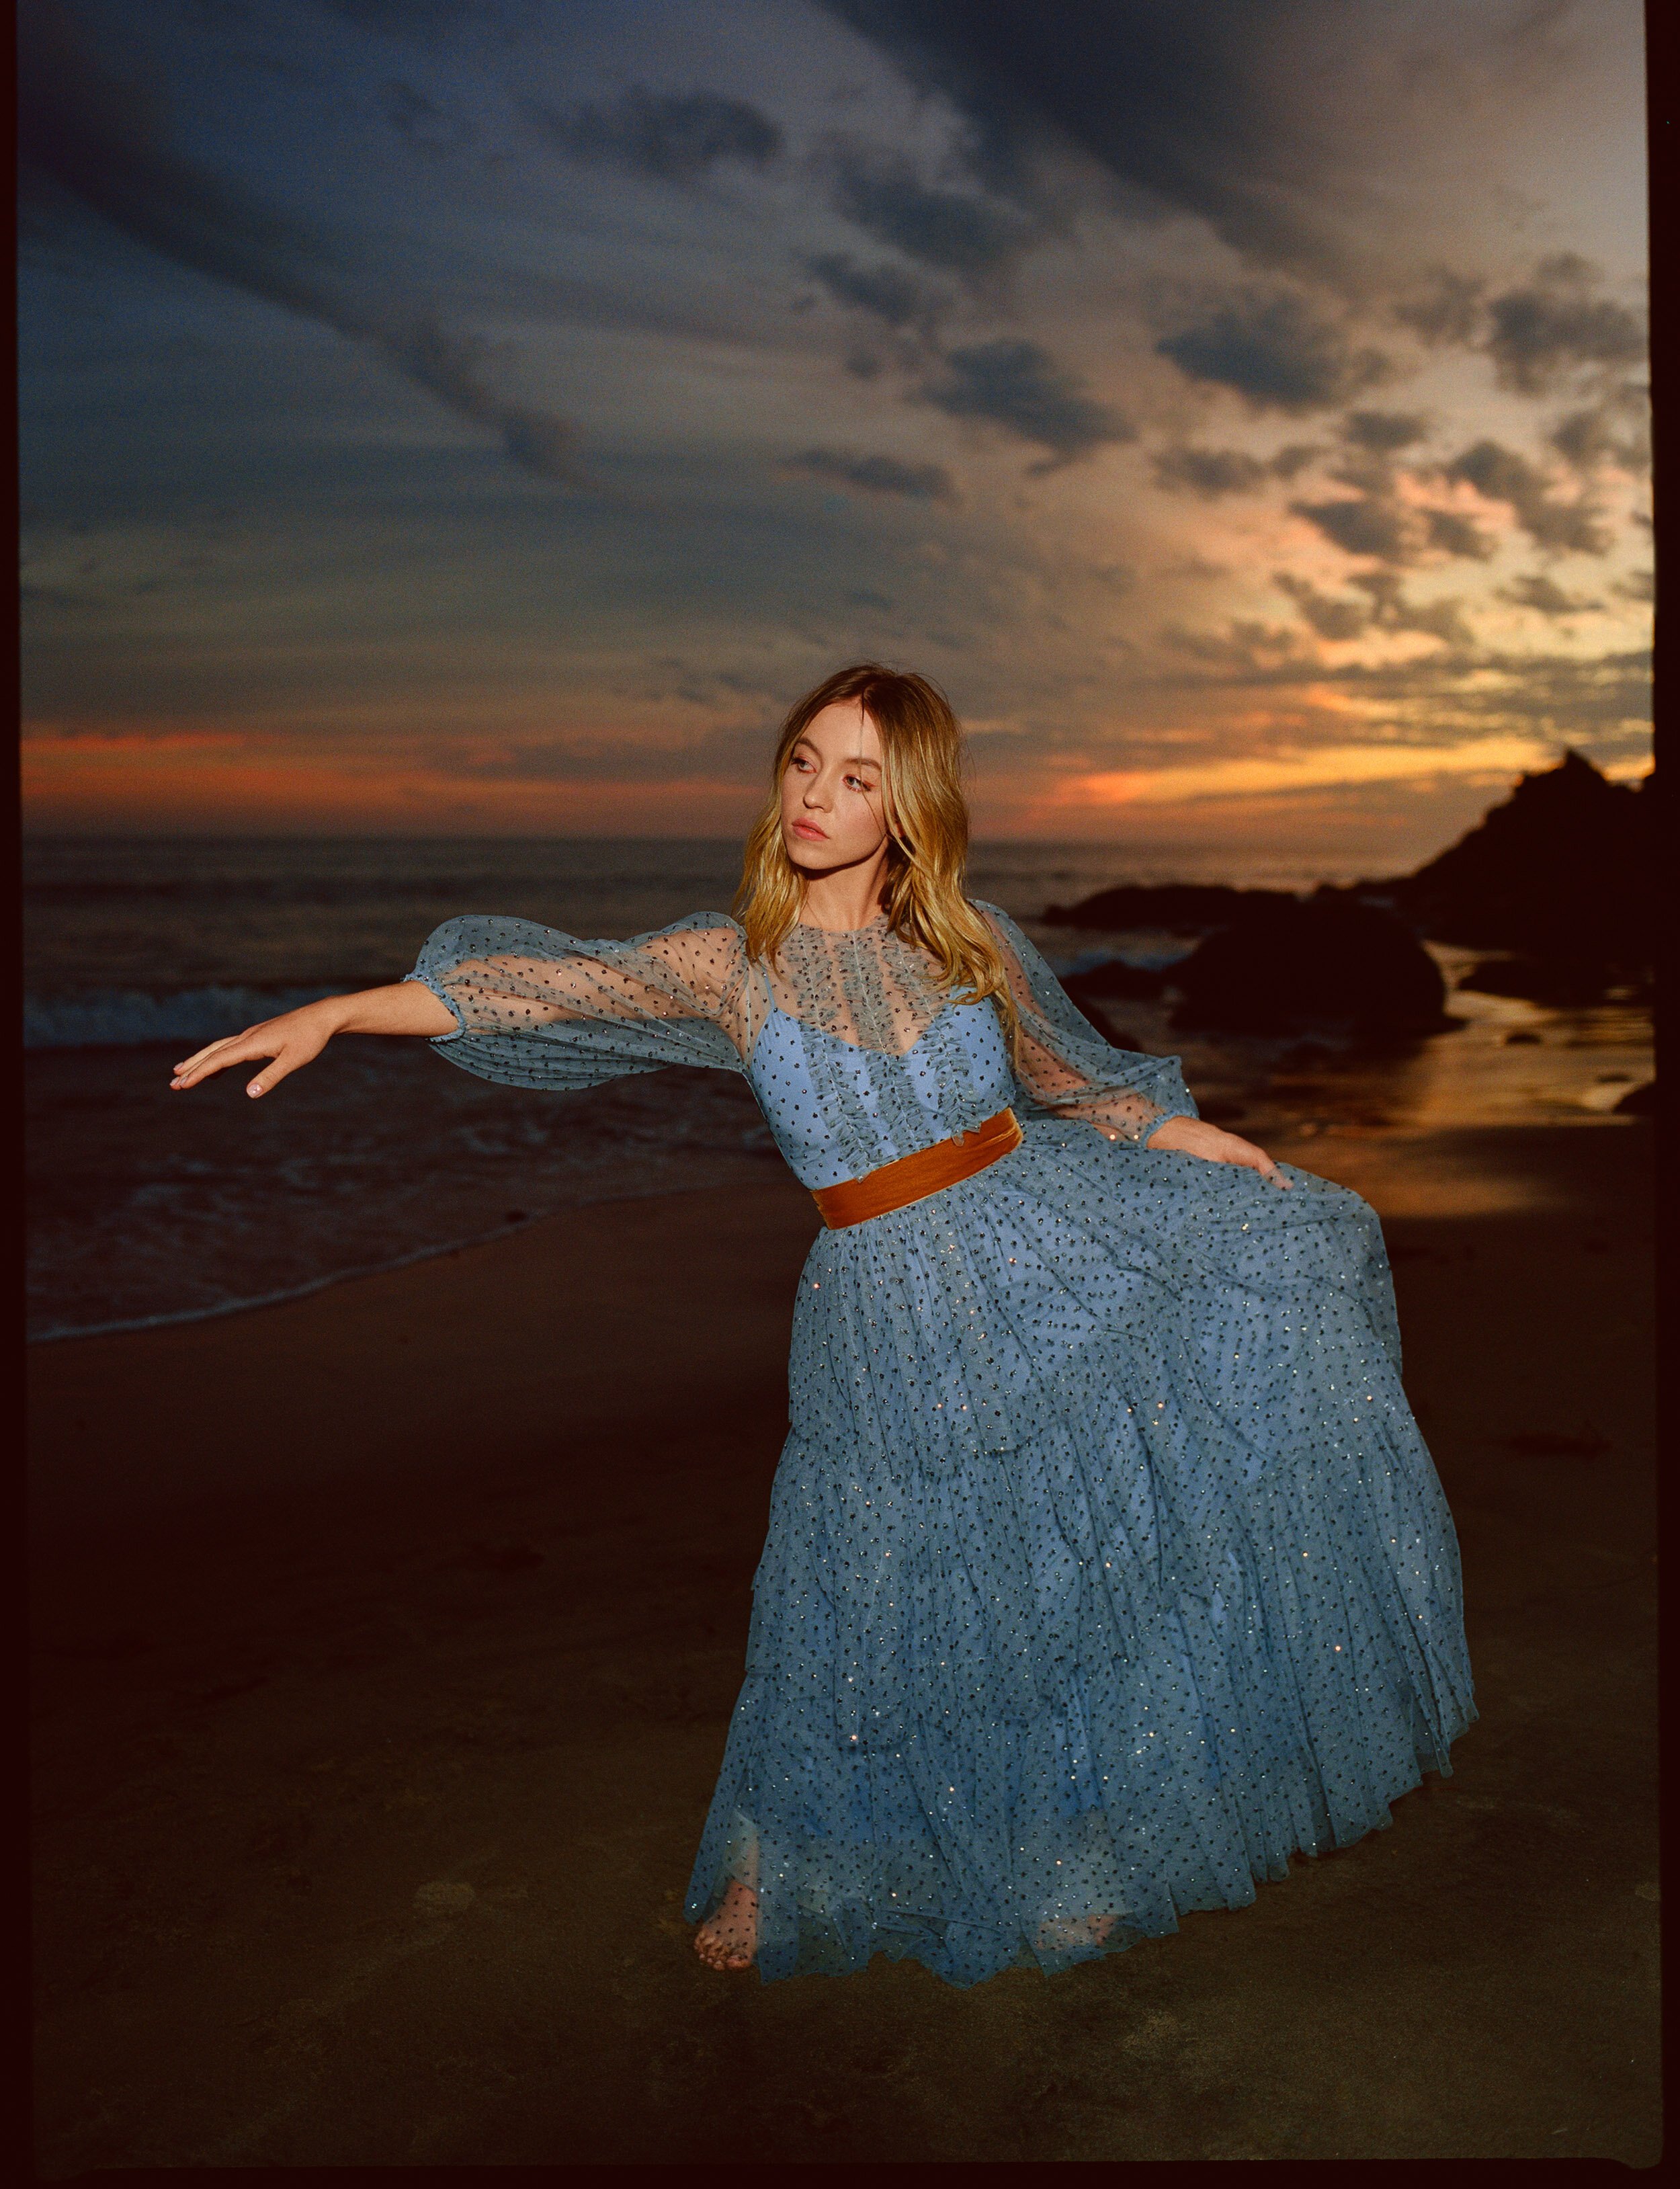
left=745, top=1000, right=1016, bottom=1189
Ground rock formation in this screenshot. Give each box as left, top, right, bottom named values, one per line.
left=1377, top=750, right=1652, bottom=992
left=1169, top=899, right=1452, bottom=1036
left=1041, top=749, right=1652, bottom=1024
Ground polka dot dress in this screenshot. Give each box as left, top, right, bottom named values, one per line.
left=408, top=900, right=1476, bottom=1987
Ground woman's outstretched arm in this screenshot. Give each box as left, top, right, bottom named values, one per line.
left=169, top=983, right=458, bottom=1100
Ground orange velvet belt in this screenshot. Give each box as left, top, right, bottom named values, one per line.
left=810, top=1108, right=1023, bottom=1230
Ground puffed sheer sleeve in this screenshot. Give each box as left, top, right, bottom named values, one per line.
left=975, top=902, right=1198, bottom=1147
left=403, top=912, right=761, bottom=1091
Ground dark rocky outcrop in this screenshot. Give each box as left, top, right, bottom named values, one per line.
left=1042, top=883, right=1296, bottom=931
left=1456, top=955, right=1640, bottom=1007
left=1169, top=899, right=1452, bottom=1036
left=1042, top=749, right=1652, bottom=1026
left=1377, top=750, right=1652, bottom=966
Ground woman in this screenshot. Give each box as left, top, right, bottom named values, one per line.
left=171, top=663, right=1474, bottom=1989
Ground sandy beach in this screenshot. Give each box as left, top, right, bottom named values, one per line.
left=29, top=1116, right=1656, bottom=2168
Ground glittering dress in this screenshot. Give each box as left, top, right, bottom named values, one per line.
left=409, top=903, right=1475, bottom=1987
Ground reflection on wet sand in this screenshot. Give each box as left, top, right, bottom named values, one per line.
left=1056, top=951, right=1648, bottom=1132
left=1036, top=938, right=1653, bottom=1218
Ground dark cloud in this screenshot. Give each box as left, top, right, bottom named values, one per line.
left=1612, top=571, right=1654, bottom=605
left=782, top=447, right=958, bottom=500
left=1151, top=446, right=1267, bottom=498
left=1423, top=509, right=1494, bottom=561
left=1160, top=618, right=1314, bottom=673
left=817, top=0, right=1372, bottom=283
left=18, top=3, right=587, bottom=483
left=1157, top=292, right=1390, bottom=413
left=528, top=87, right=782, bottom=182
left=1549, top=407, right=1615, bottom=468
left=1483, top=255, right=1646, bottom=395
left=1267, top=442, right=1322, bottom=480
left=1150, top=616, right=1648, bottom=747
left=403, top=321, right=583, bottom=478
left=1290, top=495, right=1415, bottom=561
left=1441, top=647, right=1648, bottom=740
left=379, top=79, right=470, bottom=157
left=1500, top=573, right=1601, bottom=616
left=1325, top=446, right=1398, bottom=497
left=1342, top=409, right=1427, bottom=451
left=802, top=250, right=943, bottom=331
left=1444, top=439, right=1610, bottom=554
left=1348, top=574, right=1473, bottom=650
left=1181, top=573, right=1487, bottom=665
left=1550, top=391, right=1650, bottom=474
left=822, top=143, right=1031, bottom=280
left=322, top=1, right=495, bottom=28
left=1152, top=440, right=1328, bottom=497
left=1295, top=474, right=1531, bottom=569
left=920, top=339, right=1134, bottom=466
left=1394, top=257, right=1646, bottom=404
left=1392, top=268, right=1484, bottom=347
left=1274, top=572, right=1368, bottom=640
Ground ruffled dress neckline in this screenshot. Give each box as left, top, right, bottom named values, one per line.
left=792, top=909, right=890, bottom=939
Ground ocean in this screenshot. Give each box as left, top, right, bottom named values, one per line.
left=24, top=837, right=1653, bottom=1343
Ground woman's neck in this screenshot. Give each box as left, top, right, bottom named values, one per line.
left=795, top=844, right=892, bottom=932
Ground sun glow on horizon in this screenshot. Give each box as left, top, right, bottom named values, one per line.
left=1066, top=734, right=1564, bottom=809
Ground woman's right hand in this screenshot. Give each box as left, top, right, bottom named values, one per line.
left=170, top=997, right=346, bottom=1098
left=169, top=979, right=457, bottom=1097
left=1146, top=1112, right=1291, bottom=1187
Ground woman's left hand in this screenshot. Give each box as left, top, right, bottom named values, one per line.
left=1146, top=1114, right=1291, bottom=1187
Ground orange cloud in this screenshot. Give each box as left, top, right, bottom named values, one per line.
left=1063, top=733, right=1557, bottom=808
left=22, top=729, right=765, bottom=835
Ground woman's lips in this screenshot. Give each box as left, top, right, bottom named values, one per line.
left=791, top=819, right=827, bottom=840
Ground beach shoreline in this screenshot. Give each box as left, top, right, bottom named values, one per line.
left=30, top=1120, right=1657, bottom=2166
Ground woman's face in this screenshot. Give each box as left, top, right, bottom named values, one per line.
left=778, top=700, right=889, bottom=874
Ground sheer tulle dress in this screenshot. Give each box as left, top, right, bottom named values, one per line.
left=407, top=903, right=1475, bottom=1987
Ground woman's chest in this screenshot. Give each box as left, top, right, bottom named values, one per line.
left=745, top=1001, right=1014, bottom=1189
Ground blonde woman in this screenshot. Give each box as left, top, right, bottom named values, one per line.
left=171, top=664, right=1474, bottom=1987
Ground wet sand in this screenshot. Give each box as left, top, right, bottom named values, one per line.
left=29, top=1120, right=1657, bottom=2167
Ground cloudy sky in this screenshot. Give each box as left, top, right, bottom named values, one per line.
left=19, top=0, right=1650, bottom=861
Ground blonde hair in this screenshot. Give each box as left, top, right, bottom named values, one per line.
left=734, top=663, right=1021, bottom=1049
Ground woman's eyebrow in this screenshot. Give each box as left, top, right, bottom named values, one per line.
left=791, top=737, right=878, bottom=770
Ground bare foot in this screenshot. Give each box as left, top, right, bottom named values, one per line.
left=1036, top=1911, right=1118, bottom=1953
left=694, top=1879, right=758, bottom=1972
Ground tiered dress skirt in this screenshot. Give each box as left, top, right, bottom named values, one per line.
left=686, top=1117, right=1475, bottom=1986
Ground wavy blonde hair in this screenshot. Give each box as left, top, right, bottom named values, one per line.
left=734, top=662, right=1021, bottom=1048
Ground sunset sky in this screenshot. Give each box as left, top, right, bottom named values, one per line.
left=19, top=0, right=1651, bottom=862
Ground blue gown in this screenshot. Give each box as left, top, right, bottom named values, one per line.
left=409, top=901, right=1475, bottom=1987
